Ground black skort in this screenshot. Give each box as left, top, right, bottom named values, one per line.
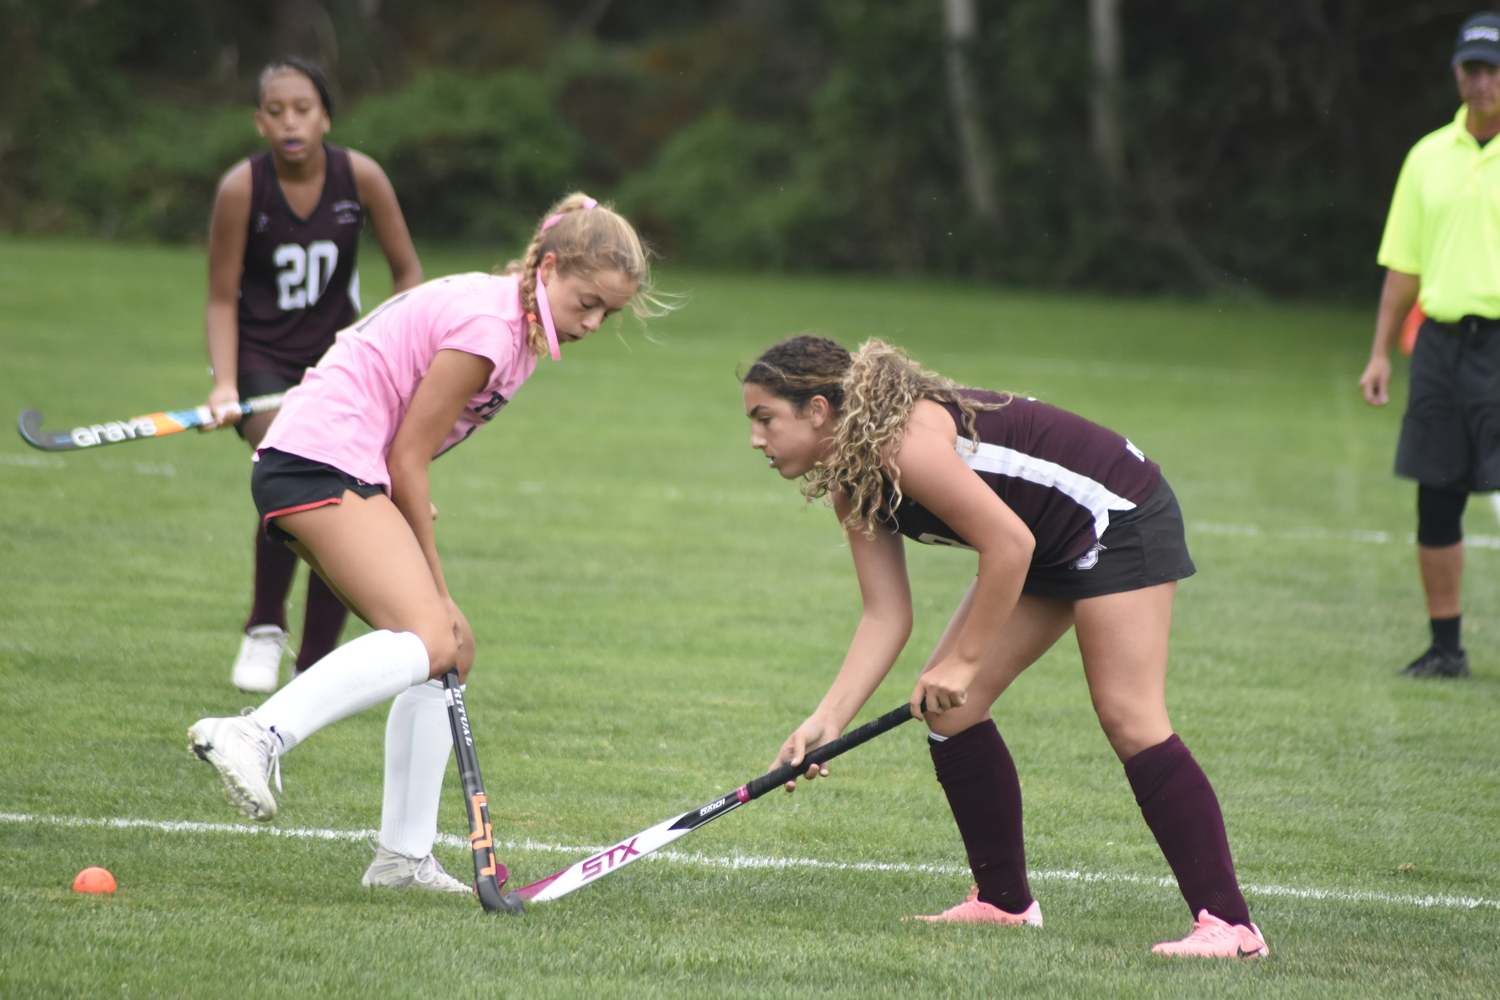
left=1021, top=476, right=1195, bottom=601
left=1395, top=316, right=1500, bottom=492
left=251, top=448, right=385, bottom=545
left=235, top=369, right=301, bottom=441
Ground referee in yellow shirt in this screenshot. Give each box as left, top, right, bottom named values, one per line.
left=1359, top=13, right=1500, bottom=678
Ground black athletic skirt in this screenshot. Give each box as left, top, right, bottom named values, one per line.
left=251, top=448, right=385, bottom=544
left=1020, top=477, right=1195, bottom=601
left=234, top=370, right=302, bottom=440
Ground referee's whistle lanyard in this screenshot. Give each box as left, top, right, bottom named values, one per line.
left=533, top=274, right=563, bottom=362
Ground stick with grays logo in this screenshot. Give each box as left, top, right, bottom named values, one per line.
left=17, top=393, right=285, bottom=452
left=441, top=669, right=526, bottom=914
left=514, top=701, right=919, bottom=903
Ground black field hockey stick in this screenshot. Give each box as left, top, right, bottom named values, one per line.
left=514, top=701, right=919, bottom=902
left=17, top=392, right=285, bottom=451
left=441, top=669, right=526, bottom=914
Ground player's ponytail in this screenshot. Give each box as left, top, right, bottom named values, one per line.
left=743, top=336, right=1006, bottom=536
left=506, top=193, right=672, bottom=359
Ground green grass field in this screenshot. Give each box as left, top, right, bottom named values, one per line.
left=2, top=235, right=1498, bottom=998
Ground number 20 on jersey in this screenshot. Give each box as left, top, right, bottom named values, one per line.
left=275, top=240, right=339, bottom=311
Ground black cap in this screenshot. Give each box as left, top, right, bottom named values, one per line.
left=1455, top=13, right=1500, bottom=66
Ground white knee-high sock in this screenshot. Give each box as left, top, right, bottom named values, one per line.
left=250, top=629, right=430, bottom=752
left=379, top=679, right=453, bottom=859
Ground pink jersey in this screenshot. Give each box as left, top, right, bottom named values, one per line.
left=257, top=272, right=538, bottom=488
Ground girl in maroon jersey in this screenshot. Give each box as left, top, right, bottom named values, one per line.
left=740, top=335, right=1268, bottom=959
left=203, top=57, right=424, bottom=695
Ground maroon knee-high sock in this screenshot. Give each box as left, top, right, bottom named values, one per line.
left=294, top=570, right=349, bottom=673
left=245, top=523, right=296, bottom=632
left=1125, top=734, right=1251, bottom=926
left=929, top=719, right=1032, bottom=914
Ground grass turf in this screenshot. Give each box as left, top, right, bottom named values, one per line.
left=1, top=234, right=1498, bottom=998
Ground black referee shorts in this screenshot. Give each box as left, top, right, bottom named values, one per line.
left=1395, top=316, right=1500, bottom=492
left=1021, top=477, right=1196, bottom=601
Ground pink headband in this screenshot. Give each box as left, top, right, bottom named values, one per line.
left=540, top=197, right=598, bottom=231
left=530, top=198, right=599, bottom=361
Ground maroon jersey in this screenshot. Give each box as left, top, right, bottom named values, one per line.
left=238, top=145, right=363, bottom=380
left=884, top=390, right=1161, bottom=568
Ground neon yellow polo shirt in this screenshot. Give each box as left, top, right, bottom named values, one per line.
left=1378, top=105, right=1500, bottom=321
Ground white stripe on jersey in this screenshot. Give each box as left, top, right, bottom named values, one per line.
left=955, top=436, right=1138, bottom=541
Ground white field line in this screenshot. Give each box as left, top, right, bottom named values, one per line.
left=0, top=453, right=175, bottom=476
left=1190, top=521, right=1500, bottom=550
left=4, top=811, right=1496, bottom=912
left=0, top=453, right=66, bottom=468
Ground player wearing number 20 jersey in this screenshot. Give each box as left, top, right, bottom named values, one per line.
left=237, top=144, right=364, bottom=381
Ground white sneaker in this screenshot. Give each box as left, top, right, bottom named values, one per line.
left=231, top=625, right=289, bottom=694
left=362, top=843, right=474, bottom=894
left=188, top=711, right=281, bottom=821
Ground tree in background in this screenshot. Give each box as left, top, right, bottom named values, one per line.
left=943, top=0, right=998, bottom=225
left=1089, top=0, right=1125, bottom=214
left=0, top=0, right=1478, bottom=298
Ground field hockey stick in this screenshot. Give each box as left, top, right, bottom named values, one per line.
left=514, top=701, right=919, bottom=903
left=16, top=393, right=285, bottom=452
left=442, top=669, right=526, bottom=914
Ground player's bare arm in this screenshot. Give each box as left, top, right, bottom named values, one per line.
left=386, top=348, right=494, bottom=599
left=381, top=348, right=493, bottom=679
left=893, top=400, right=1035, bottom=718
left=350, top=150, right=423, bottom=293
left=774, top=496, right=913, bottom=789
left=1360, top=268, right=1420, bottom=407
left=204, top=160, right=253, bottom=425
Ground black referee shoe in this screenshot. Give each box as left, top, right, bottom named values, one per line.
left=1400, top=646, right=1471, bottom=678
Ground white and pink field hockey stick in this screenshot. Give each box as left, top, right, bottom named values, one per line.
left=514, top=702, right=918, bottom=903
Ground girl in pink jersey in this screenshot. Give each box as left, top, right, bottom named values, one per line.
left=189, top=194, right=658, bottom=898
left=203, top=57, right=424, bottom=695
left=741, top=336, right=1267, bottom=959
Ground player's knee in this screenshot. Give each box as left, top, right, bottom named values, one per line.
left=1417, top=484, right=1467, bottom=547
left=1094, top=704, right=1169, bottom=759
left=1104, top=729, right=1163, bottom=762
left=414, top=629, right=459, bottom=679
left=1094, top=707, right=1130, bottom=744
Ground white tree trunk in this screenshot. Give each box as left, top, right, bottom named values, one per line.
left=1090, top=0, right=1126, bottom=203
left=275, top=0, right=339, bottom=71
left=943, top=0, right=998, bottom=223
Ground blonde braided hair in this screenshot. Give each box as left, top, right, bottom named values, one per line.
left=742, top=336, right=1008, bottom=536
left=503, top=192, right=670, bottom=356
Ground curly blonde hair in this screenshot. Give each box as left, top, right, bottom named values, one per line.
left=502, top=193, right=672, bottom=356
left=741, top=336, right=1008, bottom=536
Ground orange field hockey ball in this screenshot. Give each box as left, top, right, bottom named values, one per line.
left=72, top=867, right=116, bottom=894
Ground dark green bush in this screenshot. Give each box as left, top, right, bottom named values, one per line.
left=1, top=70, right=583, bottom=247
left=337, top=71, right=583, bottom=244
left=8, top=101, right=258, bottom=240
left=616, top=109, right=825, bottom=268
left=0, top=0, right=1468, bottom=298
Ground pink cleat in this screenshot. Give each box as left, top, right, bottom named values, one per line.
left=905, top=887, right=1043, bottom=926
left=1152, top=909, right=1268, bottom=958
